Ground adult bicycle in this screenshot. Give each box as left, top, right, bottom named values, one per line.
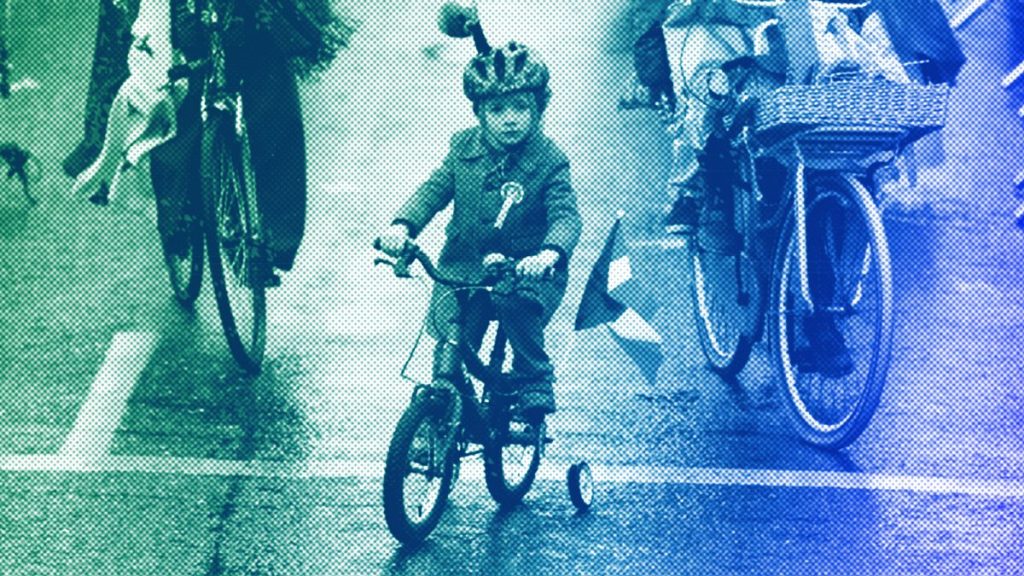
left=163, top=0, right=269, bottom=373
left=688, top=57, right=950, bottom=449
left=374, top=240, right=584, bottom=544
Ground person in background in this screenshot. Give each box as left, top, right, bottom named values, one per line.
left=62, top=0, right=139, bottom=178
left=69, top=0, right=354, bottom=283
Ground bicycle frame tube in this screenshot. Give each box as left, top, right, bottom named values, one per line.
left=199, top=0, right=265, bottom=247
left=791, top=142, right=815, bottom=311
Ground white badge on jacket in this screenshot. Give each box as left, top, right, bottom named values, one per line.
left=495, top=181, right=525, bottom=229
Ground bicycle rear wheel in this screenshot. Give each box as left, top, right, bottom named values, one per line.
left=383, top=391, right=458, bottom=545
left=155, top=171, right=204, bottom=307
left=484, top=407, right=544, bottom=507
left=162, top=217, right=204, bottom=307
left=202, top=111, right=267, bottom=373
left=770, top=173, right=893, bottom=449
left=690, top=246, right=761, bottom=376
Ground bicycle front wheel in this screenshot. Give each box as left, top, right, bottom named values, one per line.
left=770, top=173, right=893, bottom=449
left=202, top=111, right=267, bottom=373
left=383, top=393, right=458, bottom=545
left=484, top=409, right=544, bottom=507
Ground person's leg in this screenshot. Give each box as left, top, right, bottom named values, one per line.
left=431, top=289, right=492, bottom=387
left=795, top=197, right=855, bottom=378
left=661, top=22, right=747, bottom=246
left=492, top=292, right=556, bottom=416
left=150, top=84, right=201, bottom=257
left=237, top=41, right=307, bottom=273
left=64, top=0, right=138, bottom=177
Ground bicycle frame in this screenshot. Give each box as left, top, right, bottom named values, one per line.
left=734, top=121, right=906, bottom=313
left=173, top=0, right=266, bottom=275
left=378, top=245, right=524, bottom=451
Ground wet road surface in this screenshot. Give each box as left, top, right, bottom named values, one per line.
left=2, top=0, right=1024, bottom=574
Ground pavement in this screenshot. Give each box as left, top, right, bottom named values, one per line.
left=1, top=0, right=1024, bottom=574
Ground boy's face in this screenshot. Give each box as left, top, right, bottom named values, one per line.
left=478, top=92, right=538, bottom=149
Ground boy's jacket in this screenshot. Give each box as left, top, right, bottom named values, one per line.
left=395, top=126, right=582, bottom=283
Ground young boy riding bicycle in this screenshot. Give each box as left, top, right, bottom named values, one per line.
left=377, top=38, right=582, bottom=418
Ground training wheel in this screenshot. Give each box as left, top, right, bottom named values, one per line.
left=567, top=461, right=593, bottom=511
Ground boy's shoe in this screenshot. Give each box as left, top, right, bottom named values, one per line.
left=518, top=380, right=556, bottom=418
left=791, top=312, right=855, bottom=379
left=664, top=196, right=700, bottom=235
left=697, top=209, right=742, bottom=255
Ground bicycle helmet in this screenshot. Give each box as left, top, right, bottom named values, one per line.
left=463, top=41, right=551, bottom=111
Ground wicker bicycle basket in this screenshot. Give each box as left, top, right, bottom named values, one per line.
left=754, top=80, right=951, bottom=147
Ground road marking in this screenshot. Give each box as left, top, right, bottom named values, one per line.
left=1003, top=58, right=1024, bottom=90
left=58, top=332, right=157, bottom=462
left=1, top=454, right=1022, bottom=499
left=949, top=0, right=991, bottom=29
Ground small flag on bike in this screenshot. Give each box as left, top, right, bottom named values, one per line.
left=575, top=213, right=664, bottom=385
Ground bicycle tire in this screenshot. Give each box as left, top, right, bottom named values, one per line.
left=201, top=111, right=267, bottom=373
left=483, top=409, right=544, bottom=507
left=383, top=393, right=457, bottom=544
left=154, top=161, right=204, bottom=307
left=690, top=246, right=761, bottom=377
left=162, top=218, right=204, bottom=307
left=769, top=173, right=893, bottom=449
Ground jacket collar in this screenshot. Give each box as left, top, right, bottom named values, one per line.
left=457, top=126, right=543, bottom=176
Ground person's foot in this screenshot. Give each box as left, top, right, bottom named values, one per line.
left=618, top=73, right=655, bottom=111
left=518, top=379, right=555, bottom=418
left=697, top=209, right=741, bottom=255
left=252, top=252, right=282, bottom=288
left=664, top=196, right=700, bottom=235
left=791, top=312, right=855, bottom=378
left=87, top=181, right=111, bottom=206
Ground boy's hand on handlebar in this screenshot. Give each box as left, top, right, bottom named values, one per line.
left=516, top=249, right=559, bottom=280
left=377, top=223, right=411, bottom=257
left=482, top=253, right=509, bottom=268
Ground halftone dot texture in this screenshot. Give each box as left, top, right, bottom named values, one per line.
left=2, top=0, right=1024, bottom=573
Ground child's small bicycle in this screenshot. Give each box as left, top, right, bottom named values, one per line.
left=373, top=240, right=591, bottom=544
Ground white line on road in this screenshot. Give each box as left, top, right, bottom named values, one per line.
left=57, top=332, right=157, bottom=463
left=2, top=454, right=1022, bottom=499
left=950, top=0, right=991, bottom=29
left=1002, top=59, right=1024, bottom=90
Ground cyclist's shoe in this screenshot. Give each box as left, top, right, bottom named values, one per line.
left=249, top=249, right=283, bottom=289
left=664, top=196, right=699, bottom=235
left=518, top=380, right=556, bottom=419
left=697, top=209, right=742, bottom=255
left=262, top=271, right=283, bottom=289
left=792, top=312, right=855, bottom=379
left=87, top=181, right=111, bottom=206
left=618, top=74, right=654, bottom=110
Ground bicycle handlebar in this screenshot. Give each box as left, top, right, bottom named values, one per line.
left=372, top=238, right=516, bottom=288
